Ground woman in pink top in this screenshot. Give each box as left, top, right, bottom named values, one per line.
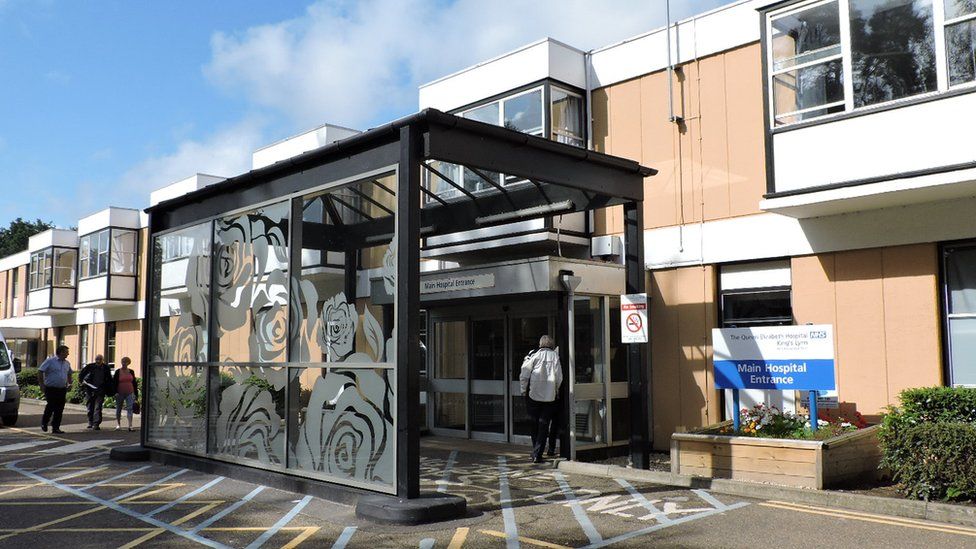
left=113, top=356, right=138, bottom=431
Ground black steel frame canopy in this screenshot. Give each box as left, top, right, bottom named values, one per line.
left=143, top=108, right=656, bottom=499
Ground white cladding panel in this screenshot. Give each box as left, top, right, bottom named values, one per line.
left=0, top=251, right=29, bottom=271
left=252, top=124, right=360, bottom=170
left=589, top=0, right=765, bottom=88
left=150, top=174, right=226, bottom=207
left=77, top=277, right=106, bottom=303
left=110, top=276, right=136, bottom=300
left=420, top=40, right=584, bottom=112
left=27, top=290, right=49, bottom=311
left=51, top=287, right=75, bottom=309
left=720, top=260, right=791, bottom=290
left=78, top=208, right=141, bottom=235
left=774, top=93, right=976, bottom=193
left=28, top=229, right=77, bottom=252
left=646, top=197, right=976, bottom=269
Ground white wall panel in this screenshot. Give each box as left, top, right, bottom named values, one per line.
left=27, top=290, right=49, bottom=311
left=77, top=277, right=106, bottom=303
left=773, top=93, right=976, bottom=193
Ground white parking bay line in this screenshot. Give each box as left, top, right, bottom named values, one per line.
left=112, top=469, right=188, bottom=501
left=554, top=471, right=602, bottom=544
left=146, top=476, right=225, bottom=517
left=692, top=489, right=728, bottom=510
left=497, top=455, right=519, bottom=549
left=614, top=478, right=672, bottom=524
left=53, top=466, right=107, bottom=482
left=190, top=485, right=266, bottom=534
left=81, top=465, right=153, bottom=491
left=331, top=526, right=358, bottom=549
left=437, top=449, right=458, bottom=493
left=39, top=440, right=121, bottom=454
left=0, top=440, right=58, bottom=453
left=244, top=495, right=313, bottom=549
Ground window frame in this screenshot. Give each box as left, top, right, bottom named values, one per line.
left=766, top=0, right=967, bottom=128
left=941, top=240, right=976, bottom=387
left=78, top=227, right=125, bottom=280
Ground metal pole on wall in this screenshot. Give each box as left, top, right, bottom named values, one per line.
left=560, top=272, right=581, bottom=461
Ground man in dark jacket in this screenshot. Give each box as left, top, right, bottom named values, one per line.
left=79, top=354, right=112, bottom=430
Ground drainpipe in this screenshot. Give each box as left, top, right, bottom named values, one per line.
left=585, top=50, right=593, bottom=151
left=560, top=271, right=582, bottom=460
left=666, top=0, right=682, bottom=124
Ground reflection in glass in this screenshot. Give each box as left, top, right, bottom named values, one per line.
left=434, top=392, right=466, bottom=430
left=152, top=223, right=211, bottom=362
left=287, top=368, right=395, bottom=489
left=503, top=90, right=543, bottom=134
left=849, top=0, right=936, bottom=107
left=471, top=394, right=505, bottom=434
left=147, top=365, right=207, bottom=453
left=211, top=366, right=286, bottom=465
left=511, top=394, right=534, bottom=436
left=770, top=0, right=842, bottom=71
left=611, top=398, right=631, bottom=442
left=772, top=60, right=845, bottom=123
left=472, top=319, right=504, bottom=381
left=435, top=321, right=467, bottom=379
left=111, top=229, right=137, bottom=275
left=609, top=297, right=628, bottom=382
left=949, top=318, right=976, bottom=386
left=574, top=297, right=604, bottom=384
left=946, top=19, right=976, bottom=85
left=947, top=245, right=976, bottom=314
left=54, top=249, right=76, bottom=287
left=945, top=0, right=976, bottom=19
left=575, top=399, right=606, bottom=444
left=463, top=102, right=499, bottom=125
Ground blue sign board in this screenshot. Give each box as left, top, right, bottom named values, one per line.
left=712, top=326, right=836, bottom=391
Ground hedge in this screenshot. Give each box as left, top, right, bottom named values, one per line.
left=880, top=387, right=976, bottom=501
left=17, top=366, right=141, bottom=408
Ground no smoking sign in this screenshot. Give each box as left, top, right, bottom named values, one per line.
left=620, top=293, right=648, bottom=343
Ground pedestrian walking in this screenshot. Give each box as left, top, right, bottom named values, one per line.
left=113, top=356, right=138, bottom=431
left=38, top=345, right=72, bottom=434
left=519, top=334, right=563, bottom=463
left=79, top=354, right=112, bottom=430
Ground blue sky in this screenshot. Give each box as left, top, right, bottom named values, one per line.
left=0, top=0, right=732, bottom=229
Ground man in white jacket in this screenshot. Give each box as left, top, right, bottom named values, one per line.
left=520, top=334, right=563, bottom=463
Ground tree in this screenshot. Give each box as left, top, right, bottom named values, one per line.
left=0, top=218, right=55, bottom=258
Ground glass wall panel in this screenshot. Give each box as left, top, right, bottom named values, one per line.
left=949, top=318, right=976, bottom=386
left=215, top=201, right=290, bottom=363
left=287, top=367, right=395, bottom=489
left=772, top=60, right=845, bottom=123
left=947, top=245, right=976, bottom=313
left=147, top=364, right=207, bottom=453
left=574, top=297, right=604, bottom=384
left=771, top=1, right=843, bottom=71
left=434, top=392, right=466, bottom=430
left=575, top=399, right=606, bottom=444
left=849, top=0, right=937, bottom=107
left=152, top=222, right=211, bottom=362
left=611, top=398, right=631, bottom=442
left=608, top=297, right=628, bottom=382
left=211, top=365, right=286, bottom=465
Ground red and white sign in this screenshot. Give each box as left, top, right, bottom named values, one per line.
left=620, top=293, right=648, bottom=344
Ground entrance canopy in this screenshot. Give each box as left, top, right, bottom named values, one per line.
left=143, top=108, right=655, bottom=501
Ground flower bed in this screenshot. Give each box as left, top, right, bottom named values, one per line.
left=671, top=405, right=880, bottom=489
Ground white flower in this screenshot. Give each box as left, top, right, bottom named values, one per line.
left=320, top=292, right=358, bottom=361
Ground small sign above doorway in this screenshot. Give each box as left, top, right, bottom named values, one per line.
left=421, top=273, right=496, bottom=294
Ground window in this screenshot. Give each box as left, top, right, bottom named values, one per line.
left=80, top=325, right=89, bottom=366
left=28, top=249, right=53, bottom=290
left=551, top=87, right=584, bottom=147
left=105, top=321, right=117, bottom=365
left=767, top=0, right=959, bottom=126
left=111, top=229, right=137, bottom=275
left=427, top=83, right=584, bottom=200
left=944, top=242, right=976, bottom=386
left=53, top=249, right=77, bottom=287
left=721, top=290, right=793, bottom=327
left=945, top=0, right=976, bottom=85
left=161, top=234, right=194, bottom=262
left=79, top=229, right=110, bottom=278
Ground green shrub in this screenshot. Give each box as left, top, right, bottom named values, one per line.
left=20, top=385, right=42, bottom=400
left=880, top=387, right=976, bottom=501
left=17, top=367, right=39, bottom=388
left=880, top=422, right=976, bottom=501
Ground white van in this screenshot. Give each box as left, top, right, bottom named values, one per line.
left=0, top=331, right=21, bottom=426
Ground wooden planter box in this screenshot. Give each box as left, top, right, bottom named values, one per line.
left=670, top=425, right=881, bottom=489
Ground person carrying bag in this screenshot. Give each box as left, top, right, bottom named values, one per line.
left=519, top=334, right=563, bottom=463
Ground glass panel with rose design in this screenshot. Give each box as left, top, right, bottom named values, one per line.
left=151, top=222, right=212, bottom=362
left=214, top=201, right=290, bottom=363
left=210, top=365, right=287, bottom=466
left=286, top=367, right=395, bottom=490
left=147, top=364, right=208, bottom=453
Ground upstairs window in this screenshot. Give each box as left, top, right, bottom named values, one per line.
left=28, top=249, right=52, bottom=290
left=767, top=0, right=962, bottom=127
left=80, top=229, right=110, bottom=279
left=551, top=87, right=584, bottom=147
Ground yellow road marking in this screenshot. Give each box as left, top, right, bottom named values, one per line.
left=0, top=500, right=225, bottom=506
left=447, top=526, right=469, bottom=549
left=280, top=526, right=320, bottom=549
left=118, top=501, right=222, bottom=548
left=118, top=483, right=183, bottom=502
left=0, top=482, right=43, bottom=496
left=479, top=529, right=571, bottom=549
left=0, top=505, right=104, bottom=542
left=0, top=527, right=312, bottom=533
left=5, top=426, right=78, bottom=445
left=760, top=501, right=976, bottom=537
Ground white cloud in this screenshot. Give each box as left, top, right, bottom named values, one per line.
left=118, top=116, right=266, bottom=199
left=204, top=0, right=723, bottom=130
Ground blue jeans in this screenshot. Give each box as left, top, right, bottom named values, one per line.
left=116, top=393, right=135, bottom=421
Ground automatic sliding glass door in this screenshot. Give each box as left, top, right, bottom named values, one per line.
left=470, top=318, right=506, bottom=441
left=509, top=315, right=551, bottom=445
left=430, top=320, right=467, bottom=436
